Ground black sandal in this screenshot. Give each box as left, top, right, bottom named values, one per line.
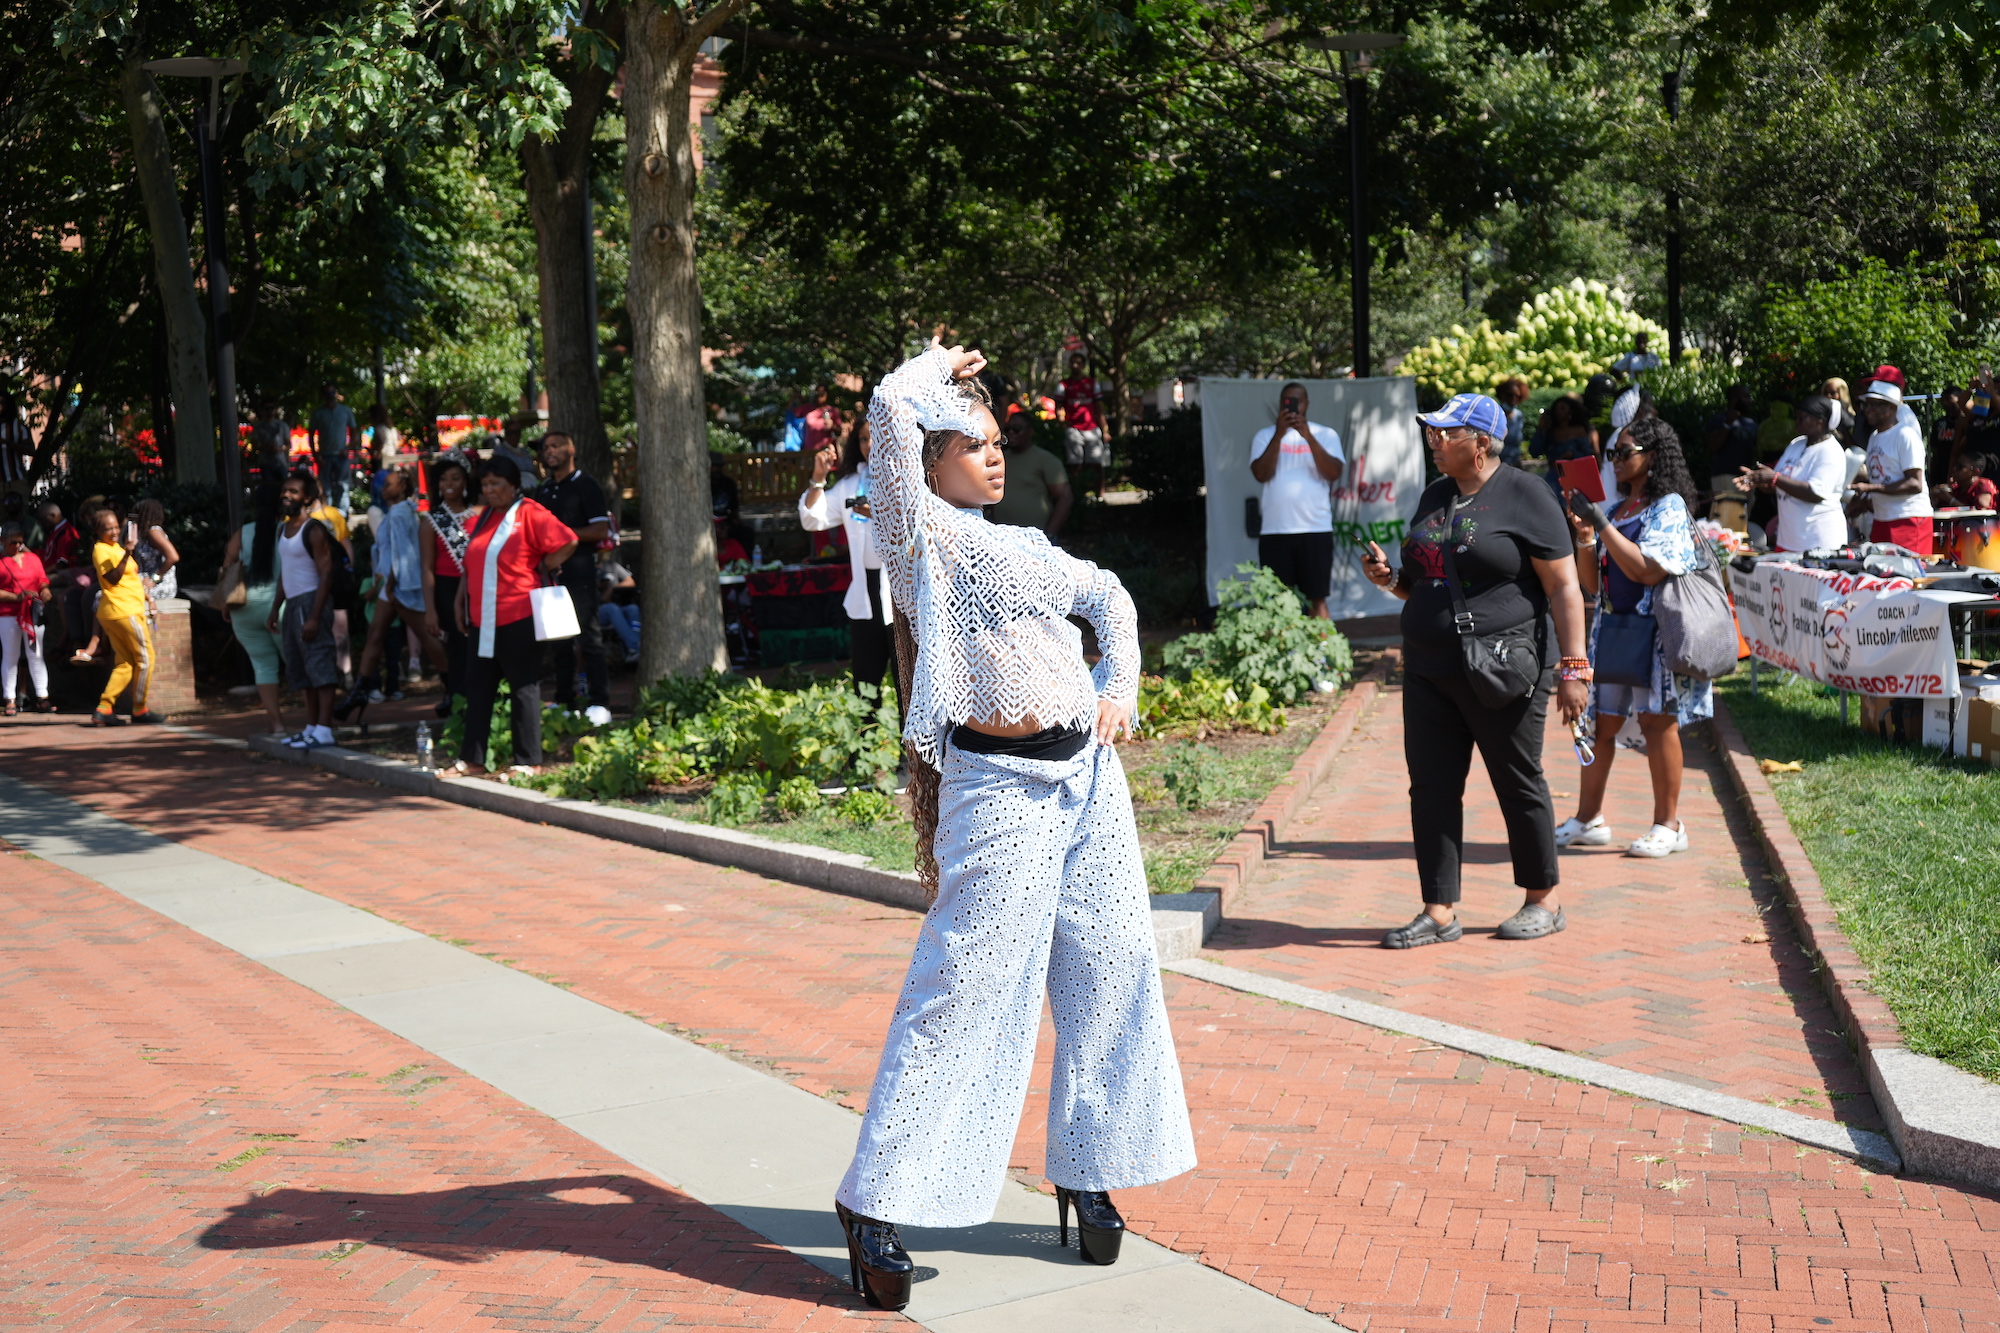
left=1383, top=912, right=1462, bottom=949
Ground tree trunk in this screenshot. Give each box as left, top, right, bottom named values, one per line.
left=522, top=12, right=623, bottom=492
left=121, top=60, right=215, bottom=487
left=626, top=0, right=746, bottom=681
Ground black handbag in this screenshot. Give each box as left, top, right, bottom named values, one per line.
left=1438, top=531, right=1543, bottom=709
left=1593, top=610, right=1658, bottom=687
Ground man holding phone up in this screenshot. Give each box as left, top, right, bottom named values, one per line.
left=1249, top=381, right=1345, bottom=619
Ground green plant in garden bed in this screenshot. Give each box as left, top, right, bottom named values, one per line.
left=1717, top=674, right=2000, bottom=1081
left=534, top=674, right=903, bottom=801
left=1159, top=563, right=1351, bottom=706
left=1138, top=670, right=1283, bottom=739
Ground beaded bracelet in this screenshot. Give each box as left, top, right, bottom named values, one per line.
left=1557, top=662, right=1594, bottom=682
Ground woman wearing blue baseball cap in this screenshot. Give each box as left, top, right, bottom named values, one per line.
left=1362, top=392, right=1591, bottom=947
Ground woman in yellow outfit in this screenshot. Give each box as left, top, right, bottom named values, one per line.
left=90, top=508, right=155, bottom=725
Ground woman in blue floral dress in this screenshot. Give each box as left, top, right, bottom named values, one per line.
left=1556, top=415, right=1711, bottom=858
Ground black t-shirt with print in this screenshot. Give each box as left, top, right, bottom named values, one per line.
left=1400, top=464, right=1574, bottom=676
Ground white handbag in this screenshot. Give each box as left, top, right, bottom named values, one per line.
left=529, top=582, right=581, bottom=640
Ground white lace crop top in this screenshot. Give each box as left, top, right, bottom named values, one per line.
left=870, top=346, right=1140, bottom=764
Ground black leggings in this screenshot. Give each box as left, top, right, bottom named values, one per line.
left=460, top=617, right=543, bottom=768
left=851, top=568, right=899, bottom=702
left=1403, top=666, right=1559, bottom=905
left=434, top=574, right=467, bottom=700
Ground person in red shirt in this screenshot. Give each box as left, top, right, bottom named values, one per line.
left=446, top=455, right=576, bottom=777
left=1054, top=350, right=1107, bottom=494
left=801, top=385, right=844, bottom=455
left=1932, top=452, right=1999, bottom=511
left=0, top=522, right=52, bottom=713
left=34, top=500, right=92, bottom=656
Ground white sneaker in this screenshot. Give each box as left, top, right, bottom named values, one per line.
left=1554, top=815, right=1611, bottom=848
left=584, top=705, right=613, bottom=727
left=1626, top=821, right=1690, bottom=858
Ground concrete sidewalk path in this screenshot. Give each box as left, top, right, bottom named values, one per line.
left=0, top=771, right=1330, bottom=1333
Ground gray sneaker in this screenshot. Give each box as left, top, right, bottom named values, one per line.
left=1496, top=903, right=1567, bottom=939
left=1382, top=912, right=1463, bottom=949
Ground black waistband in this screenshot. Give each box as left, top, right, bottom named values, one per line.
left=949, top=722, right=1091, bottom=761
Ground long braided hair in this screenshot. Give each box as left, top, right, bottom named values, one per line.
left=892, top=374, right=994, bottom=900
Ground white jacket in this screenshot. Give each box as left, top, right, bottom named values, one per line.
left=798, top=464, right=891, bottom=623
left=869, top=347, right=1139, bottom=764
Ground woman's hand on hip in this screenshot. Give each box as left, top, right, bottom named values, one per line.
left=1095, top=697, right=1133, bottom=744
left=1556, top=678, right=1589, bottom=726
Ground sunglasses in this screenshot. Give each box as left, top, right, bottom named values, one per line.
left=1571, top=718, right=1596, bottom=767
left=1609, top=445, right=1652, bottom=462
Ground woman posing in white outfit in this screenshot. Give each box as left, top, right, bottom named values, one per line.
left=833, top=342, right=1196, bottom=1311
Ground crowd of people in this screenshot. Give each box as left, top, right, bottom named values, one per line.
left=0, top=491, right=182, bottom=721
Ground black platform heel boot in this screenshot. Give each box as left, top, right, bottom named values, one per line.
left=835, top=1200, right=914, bottom=1311
left=1055, top=1187, right=1125, bottom=1266
left=332, top=675, right=376, bottom=724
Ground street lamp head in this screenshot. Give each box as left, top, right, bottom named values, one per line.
left=142, top=57, right=248, bottom=78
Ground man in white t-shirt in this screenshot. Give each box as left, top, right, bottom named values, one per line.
left=1847, top=379, right=1933, bottom=554
left=1249, top=382, right=1345, bottom=618
left=1735, top=396, right=1848, bottom=552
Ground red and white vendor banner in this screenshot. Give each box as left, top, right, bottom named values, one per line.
left=1730, top=561, right=1984, bottom=697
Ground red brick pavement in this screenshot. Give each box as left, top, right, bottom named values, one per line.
left=4, top=724, right=1999, bottom=1331
left=1215, top=679, right=1883, bottom=1128
left=0, top=843, right=883, bottom=1332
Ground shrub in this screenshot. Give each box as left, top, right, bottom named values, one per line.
left=1159, top=564, right=1353, bottom=706
left=1401, top=279, right=1677, bottom=397
left=1752, top=258, right=1981, bottom=400
left=838, top=788, right=895, bottom=827
left=1138, top=670, right=1283, bottom=739
left=553, top=721, right=695, bottom=799
left=705, top=771, right=770, bottom=825
left=1160, top=743, right=1223, bottom=811
left=635, top=670, right=751, bottom=726
left=772, top=774, right=823, bottom=819
left=677, top=678, right=901, bottom=787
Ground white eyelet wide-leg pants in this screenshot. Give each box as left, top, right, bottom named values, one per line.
left=835, top=737, right=1197, bottom=1229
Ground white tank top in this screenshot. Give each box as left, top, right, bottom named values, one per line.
left=277, top=520, right=319, bottom=596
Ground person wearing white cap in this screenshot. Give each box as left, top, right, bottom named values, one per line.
left=1847, top=378, right=1933, bottom=553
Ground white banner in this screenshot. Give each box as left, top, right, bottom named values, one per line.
left=1200, top=376, right=1422, bottom=618
left=1733, top=560, right=1978, bottom=697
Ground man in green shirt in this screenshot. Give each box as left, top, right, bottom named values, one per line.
left=987, top=405, right=1074, bottom=535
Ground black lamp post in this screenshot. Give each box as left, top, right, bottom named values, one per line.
left=1306, top=32, right=1404, bottom=379
left=143, top=57, right=248, bottom=530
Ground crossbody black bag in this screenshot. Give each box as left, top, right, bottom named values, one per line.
left=1436, top=523, right=1543, bottom=709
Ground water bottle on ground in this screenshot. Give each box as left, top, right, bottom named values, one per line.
left=415, top=720, right=433, bottom=771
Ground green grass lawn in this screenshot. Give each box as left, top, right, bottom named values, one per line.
left=616, top=792, right=919, bottom=872
left=1717, top=672, right=2000, bottom=1081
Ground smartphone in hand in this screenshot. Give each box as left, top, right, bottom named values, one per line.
left=124, top=519, right=138, bottom=547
